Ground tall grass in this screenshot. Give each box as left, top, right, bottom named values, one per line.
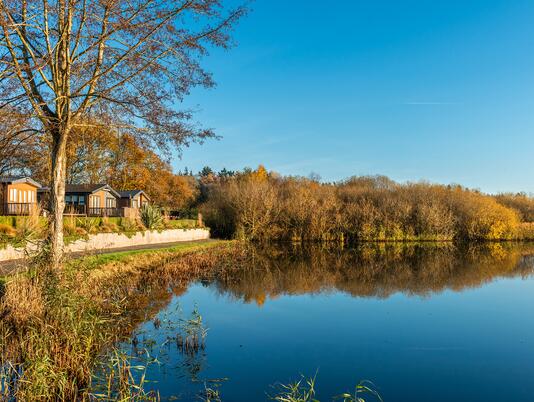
left=176, top=306, right=208, bottom=355
left=271, top=375, right=382, bottom=402
left=90, top=349, right=160, bottom=401
left=0, top=241, right=241, bottom=400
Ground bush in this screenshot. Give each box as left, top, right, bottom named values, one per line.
left=0, top=223, right=16, bottom=237
left=140, top=204, right=164, bottom=230
left=200, top=170, right=521, bottom=242
left=99, top=217, right=120, bottom=233
left=76, top=217, right=100, bottom=234
left=120, top=217, right=144, bottom=232
left=164, top=219, right=198, bottom=230
left=516, top=222, right=534, bottom=240
left=495, top=193, right=534, bottom=222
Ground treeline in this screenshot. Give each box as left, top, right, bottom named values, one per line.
left=200, top=166, right=534, bottom=242
left=0, top=115, right=199, bottom=211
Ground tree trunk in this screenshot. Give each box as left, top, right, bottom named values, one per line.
left=47, top=130, right=68, bottom=269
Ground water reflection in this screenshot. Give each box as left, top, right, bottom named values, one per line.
left=209, top=242, right=534, bottom=304
left=118, top=242, right=534, bottom=401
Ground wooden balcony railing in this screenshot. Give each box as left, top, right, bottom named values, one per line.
left=64, top=204, right=87, bottom=215
left=63, top=205, right=122, bottom=217
left=1, top=203, right=39, bottom=216
left=87, top=207, right=121, bottom=217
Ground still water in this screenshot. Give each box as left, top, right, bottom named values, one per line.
left=122, top=243, right=534, bottom=401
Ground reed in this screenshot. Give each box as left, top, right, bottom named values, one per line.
left=271, top=375, right=382, bottom=402
left=176, top=307, right=208, bottom=356
left=0, top=240, right=242, bottom=400
left=272, top=375, right=318, bottom=402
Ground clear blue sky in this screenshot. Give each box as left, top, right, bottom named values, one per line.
left=175, top=0, right=534, bottom=194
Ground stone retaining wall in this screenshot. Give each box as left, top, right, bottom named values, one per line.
left=0, top=228, right=210, bottom=262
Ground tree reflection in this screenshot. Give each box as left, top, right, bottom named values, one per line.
left=209, top=243, right=534, bottom=305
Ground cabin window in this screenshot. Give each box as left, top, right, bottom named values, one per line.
left=12, top=189, right=17, bottom=202
left=66, top=195, right=85, bottom=206
left=90, top=196, right=100, bottom=208
left=106, top=198, right=116, bottom=208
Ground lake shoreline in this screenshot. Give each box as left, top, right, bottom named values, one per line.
left=0, top=240, right=243, bottom=400
left=3, top=240, right=534, bottom=400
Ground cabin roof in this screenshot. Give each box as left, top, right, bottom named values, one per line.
left=66, top=184, right=120, bottom=198
left=0, top=176, right=42, bottom=188
left=38, top=183, right=120, bottom=198
left=118, top=190, right=150, bottom=201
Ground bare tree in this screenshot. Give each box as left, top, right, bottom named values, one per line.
left=0, top=107, right=39, bottom=175
left=0, top=0, right=246, bottom=268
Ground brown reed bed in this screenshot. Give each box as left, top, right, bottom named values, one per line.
left=0, top=240, right=245, bottom=401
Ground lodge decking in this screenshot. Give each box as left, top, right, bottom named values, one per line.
left=0, top=202, right=39, bottom=216
left=64, top=205, right=123, bottom=217
left=1, top=203, right=123, bottom=217
left=1, top=177, right=149, bottom=218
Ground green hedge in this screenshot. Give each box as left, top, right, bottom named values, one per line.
left=0, top=216, right=48, bottom=228
left=164, top=219, right=199, bottom=229
left=0, top=216, right=199, bottom=234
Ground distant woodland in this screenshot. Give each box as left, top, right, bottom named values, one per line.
left=199, top=166, right=534, bottom=242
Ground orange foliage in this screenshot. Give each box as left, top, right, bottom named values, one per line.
left=202, top=173, right=522, bottom=241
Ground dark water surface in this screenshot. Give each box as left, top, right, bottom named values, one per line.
left=122, top=243, right=534, bottom=401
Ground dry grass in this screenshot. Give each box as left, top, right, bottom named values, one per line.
left=0, top=275, right=44, bottom=326
left=0, top=240, right=242, bottom=401
left=0, top=223, right=16, bottom=237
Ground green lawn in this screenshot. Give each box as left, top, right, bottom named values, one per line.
left=77, top=239, right=222, bottom=267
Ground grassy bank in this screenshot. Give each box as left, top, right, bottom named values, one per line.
left=0, top=240, right=242, bottom=400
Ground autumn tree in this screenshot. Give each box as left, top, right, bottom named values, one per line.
left=0, top=0, right=245, bottom=268
left=105, top=132, right=199, bottom=210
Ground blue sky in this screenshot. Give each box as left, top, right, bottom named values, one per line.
left=175, top=0, right=534, bottom=194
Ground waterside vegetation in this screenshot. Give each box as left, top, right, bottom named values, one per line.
left=2, top=240, right=534, bottom=400
left=0, top=241, right=241, bottom=400
left=200, top=166, right=534, bottom=242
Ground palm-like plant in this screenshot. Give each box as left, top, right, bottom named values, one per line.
left=140, top=204, right=164, bottom=230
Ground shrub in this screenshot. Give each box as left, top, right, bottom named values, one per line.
left=164, top=219, right=198, bottom=230
left=0, top=223, right=16, bottom=237
left=63, top=217, right=78, bottom=237
left=76, top=217, right=100, bottom=234
left=495, top=193, right=534, bottom=222
left=516, top=222, right=534, bottom=240
left=200, top=170, right=521, bottom=242
left=99, top=217, right=120, bottom=233
left=140, top=204, right=164, bottom=230
left=120, top=217, right=144, bottom=232
left=14, top=206, right=45, bottom=241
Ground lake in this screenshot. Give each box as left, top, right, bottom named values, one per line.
left=118, top=243, right=534, bottom=401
